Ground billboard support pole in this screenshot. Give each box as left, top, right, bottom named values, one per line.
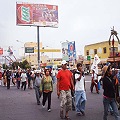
left=37, top=26, right=40, bottom=69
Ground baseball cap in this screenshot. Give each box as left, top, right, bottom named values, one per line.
left=61, top=60, right=67, bottom=65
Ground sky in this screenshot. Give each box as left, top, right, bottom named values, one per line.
left=1, top=0, right=120, bottom=59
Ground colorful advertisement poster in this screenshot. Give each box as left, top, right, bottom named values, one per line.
left=62, top=42, right=69, bottom=61
left=68, top=41, right=76, bottom=62
left=16, top=2, right=58, bottom=27
left=0, top=48, right=3, bottom=55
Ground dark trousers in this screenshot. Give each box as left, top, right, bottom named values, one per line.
left=21, top=81, right=26, bottom=90
left=42, top=91, right=52, bottom=110
left=17, top=80, right=20, bottom=89
left=7, top=79, right=10, bottom=89
left=90, top=80, right=98, bottom=92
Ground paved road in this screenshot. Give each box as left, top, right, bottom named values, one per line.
left=0, top=75, right=116, bottom=120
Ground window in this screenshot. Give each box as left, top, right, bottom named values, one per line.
left=86, top=50, right=89, bottom=55
left=94, top=49, right=97, bottom=54
left=103, top=47, right=106, bottom=53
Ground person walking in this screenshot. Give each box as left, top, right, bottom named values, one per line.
left=34, top=70, right=43, bottom=105
left=102, top=65, right=120, bottom=120
left=15, top=69, right=21, bottom=89
left=40, top=69, right=53, bottom=112
left=51, top=68, right=57, bottom=84
left=6, top=70, right=11, bottom=89
left=21, top=70, right=27, bottom=91
left=57, top=60, right=74, bottom=120
left=74, top=63, right=87, bottom=116
left=90, top=69, right=99, bottom=94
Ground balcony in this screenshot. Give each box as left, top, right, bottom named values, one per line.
left=109, top=52, right=120, bottom=57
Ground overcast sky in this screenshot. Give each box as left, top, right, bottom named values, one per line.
left=1, top=0, right=120, bottom=59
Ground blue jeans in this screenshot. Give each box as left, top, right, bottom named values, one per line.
left=103, top=97, right=120, bottom=120
left=75, top=90, right=87, bottom=113
left=34, top=86, right=41, bottom=104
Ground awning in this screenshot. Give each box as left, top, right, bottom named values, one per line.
left=107, top=57, right=120, bottom=62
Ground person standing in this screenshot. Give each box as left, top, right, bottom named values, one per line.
left=90, top=69, right=99, bottom=94
left=102, top=65, right=120, bottom=120
left=34, top=70, right=42, bottom=105
left=40, top=69, right=53, bottom=112
left=21, top=70, right=27, bottom=91
left=74, top=63, right=87, bottom=116
left=57, top=60, right=74, bottom=120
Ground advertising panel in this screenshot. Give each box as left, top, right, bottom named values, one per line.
left=62, top=42, right=69, bottom=61
left=68, top=41, right=76, bottom=62
left=16, top=2, right=58, bottom=27
left=0, top=48, right=3, bottom=55
left=25, top=47, right=34, bottom=53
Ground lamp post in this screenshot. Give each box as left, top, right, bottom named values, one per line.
left=109, top=26, right=120, bottom=68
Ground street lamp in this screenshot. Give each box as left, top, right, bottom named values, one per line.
left=109, top=26, right=120, bottom=68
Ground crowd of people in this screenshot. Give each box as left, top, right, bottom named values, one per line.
left=0, top=61, right=120, bottom=120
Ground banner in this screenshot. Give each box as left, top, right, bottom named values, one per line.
left=16, top=2, right=58, bottom=27
left=0, top=48, right=3, bottom=55
left=91, top=54, right=100, bottom=74
left=68, top=41, right=76, bottom=62
left=61, top=42, right=69, bottom=61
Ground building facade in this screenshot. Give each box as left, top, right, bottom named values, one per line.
left=84, top=40, right=120, bottom=64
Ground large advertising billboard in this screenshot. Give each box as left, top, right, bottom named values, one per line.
left=68, top=41, right=76, bottom=62
left=16, top=2, right=58, bottom=27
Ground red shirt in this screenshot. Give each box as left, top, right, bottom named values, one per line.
left=57, top=69, right=72, bottom=90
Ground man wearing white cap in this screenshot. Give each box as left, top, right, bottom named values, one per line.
left=57, top=60, right=74, bottom=120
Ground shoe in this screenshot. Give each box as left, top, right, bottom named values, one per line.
left=48, top=109, right=51, bottom=112
left=76, top=112, right=81, bottom=116
left=80, top=111, right=85, bottom=116
left=37, top=102, right=40, bottom=105
left=97, top=91, right=99, bottom=94
left=60, top=110, right=64, bottom=119
left=42, top=105, right=45, bottom=108
left=65, top=116, right=71, bottom=120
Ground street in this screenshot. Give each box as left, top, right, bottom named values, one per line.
left=0, top=75, right=116, bottom=120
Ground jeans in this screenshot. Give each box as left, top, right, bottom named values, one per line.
left=34, top=85, right=41, bottom=104
left=52, top=76, right=56, bottom=84
left=103, top=97, right=120, bottom=120
left=75, top=90, right=87, bottom=113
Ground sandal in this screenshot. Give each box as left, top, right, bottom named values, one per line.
left=60, top=110, right=64, bottom=119
left=65, top=116, right=71, bottom=120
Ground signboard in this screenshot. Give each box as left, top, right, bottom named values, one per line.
left=62, top=42, right=69, bottom=61
left=16, top=2, right=58, bottom=27
left=25, top=47, right=34, bottom=53
left=68, top=41, right=76, bottom=62
left=34, top=49, right=61, bottom=53
left=87, top=56, right=91, bottom=60
left=0, top=48, right=3, bottom=55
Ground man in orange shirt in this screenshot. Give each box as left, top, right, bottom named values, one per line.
left=57, top=60, right=74, bottom=120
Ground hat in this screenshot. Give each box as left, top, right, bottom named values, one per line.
left=102, top=65, right=108, bottom=76
left=61, top=60, right=67, bottom=65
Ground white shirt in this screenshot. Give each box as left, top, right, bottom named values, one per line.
left=91, top=73, right=98, bottom=80
left=75, top=72, right=85, bottom=91
left=21, top=73, right=27, bottom=82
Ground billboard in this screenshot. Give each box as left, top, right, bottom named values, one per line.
left=16, top=2, right=58, bottom=27
left=68, top=41, right=76, bottom=62
left=25, top=47, right=34, bottom=53
left=62, top=42, right=69, bottom=61
left=0, top=48, right=3, bottom=55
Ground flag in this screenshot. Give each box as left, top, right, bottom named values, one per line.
left=91, top=54, right=100, bottom=74
left=93, top=54, right=100, bottom=65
